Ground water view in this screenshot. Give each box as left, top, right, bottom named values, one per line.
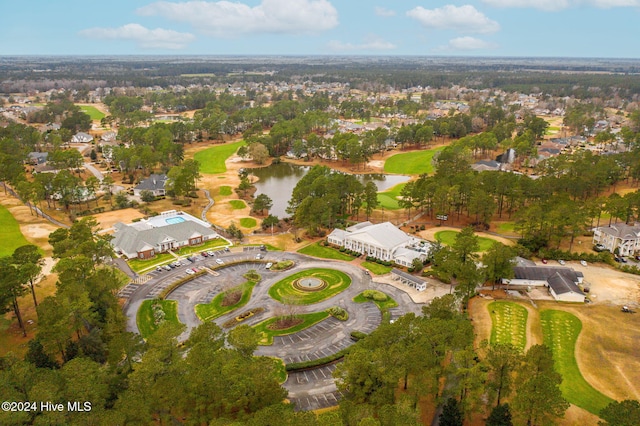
left=251, top=162, right=410, bottom=218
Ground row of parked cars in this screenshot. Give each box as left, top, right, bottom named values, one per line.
left=153, top=247, right=231, bottom=273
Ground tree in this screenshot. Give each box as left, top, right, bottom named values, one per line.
left=139, top=189, right=155, bottom=203
left=598, top=399, right=640, bottom=426
left=84, top=175, right=99, bottom=207
left=453, top=227, right=480, bottom=264
left=114, top=191, right=130, bottom=209
left=248, top=142, right=270, bottom=164
left=411, top=258, right=424, bottom=274
left=511, top=345, right=568, bottom=426
left=487, top=403, right=513, bottom=426
left=439, top=397, right=463, bottom=426
left=485, top=343, right=521, bottom=406
left=482, top=244, right=516, bottom=290
left=252, top=193, right=273, bottom=215
left=227, top=324, right=259, bottom=357
left=262, top=214, right=279, bottom=232
left=363, top=181, right=379, bottom=220
left=12, top=244, right=43, bottom=308
left=0, top=257, right=28, bottom=336
left=101, top=175, right=114, bottom=206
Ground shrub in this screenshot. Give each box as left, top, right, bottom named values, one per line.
left=285, top=347, right=351, bottom=371
left=350, top=330, right=367, bottom=341
left=326, top=306, right=349, bottom=321
left=362, top=289, right=388, bottom=302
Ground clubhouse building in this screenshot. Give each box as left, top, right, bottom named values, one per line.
left=112, top=210, right=220, bottom=260
left=327, top=221, right=429, bottom=268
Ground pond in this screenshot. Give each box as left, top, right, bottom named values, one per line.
left=250, top=162, right=410, bottom=218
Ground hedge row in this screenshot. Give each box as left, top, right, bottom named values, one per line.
left=158, top=270, right=207, bottom=299
left=285, top=347, right=352, bottom=372
left=365, top=256, right=393, bottom=266
left=350, top=330, right=367, bottom=341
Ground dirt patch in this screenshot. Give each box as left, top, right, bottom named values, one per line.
left=562, top=404, right=601, bottom=426
left=92, top=208, right=146, bottom=231
left=222, top=291, right=241, bottom=307
left=268, top=317, right=303, bottom=330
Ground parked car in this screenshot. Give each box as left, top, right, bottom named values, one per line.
left=636, top=255, right=640, bottom=261
left=207, top=250, right=215, bottom=256
left=558, top=259, right=566, bottom=265
left=593, top=244, right=606, bottom=252
left=255, top=253, right=262, bottom=260
left=185, top=268, right=195, bottom=275
left=620, top=257, right=628, bottom=263
left=265, top=262, right=273, bottom=269
left=156, top=266, right=163, bottom=272
left=224, top=247, right=230, bottom=252
left=580, top=260, right=587, bottom=266
left=541, top=259, right=548, bottom=264
left=187, top=256, right=196, bottom=262
left=163, top=265, right=172, bottom=271
left=216, top=258, right=224, bottom=265
left=201, top=251, right=209, bottom=257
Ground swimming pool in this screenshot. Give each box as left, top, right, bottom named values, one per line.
left=165, top=217, right=186, bottom=225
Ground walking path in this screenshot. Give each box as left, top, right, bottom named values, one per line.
left=201, top=189, right=214, bottom=223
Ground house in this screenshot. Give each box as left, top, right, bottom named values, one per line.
left=327, top=221, right=428, bottom=267
left=112, top=210, right=219, bottom=260
left=133, top=174, right=169, bottom=197
left=502, top=266, right=585, bottom=302
left=71, top=132, right=93, bottom=143
left=27, top=152, right=48, bottom=165
left=472, top=160, right=501, bottom=172
left=592, top=223, right=640, bottom=257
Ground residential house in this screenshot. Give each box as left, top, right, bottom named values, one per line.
left=27, top=152, right=48, bottom=165
left=133, top=174, right=169, bottom=197
left=472, top=160, right=501, bottom=172
left=593, top=223, right=640, bottom=257
left=71, top=132, right=93, bottom=143
left=502, top=266, right=586, bottom=302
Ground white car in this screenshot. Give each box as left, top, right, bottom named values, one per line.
left=265, top=262, right=273, bottom=269
left=580, top=260, right=587, bottom=266
left=207, top=250, right=215, bottom=256
left=255, top=253, right=262, bottom=260
left=185, top=268, right=195, bottom=275
left=558, top=259, right=566, bottom=265
left=215, top=258, right=224, bottom=265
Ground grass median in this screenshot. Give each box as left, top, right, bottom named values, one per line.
left=195, top=281, right=257, bottom=322
left=137, top=299, right=180, bottom=338
left=268, top=268, right=351, bottom=305
left=253, top=312, right=330, bottom=345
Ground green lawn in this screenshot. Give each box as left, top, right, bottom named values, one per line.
left=219, top=186, right=232, bottom=196
left=297, top=242, right=354, bottom=261
left=496, top=222, right=517, bottom=235
left=540, top=310, right=614, bottom=415
left=195, top=281, right=257, bottom=322
left=361, top=261, right=392, bottom=275
left=268, top=357, right=288, bottom=384
left=377, top=182, right=405, bottom=210
left=434, top=230, right=496, bottom=251
left=353, top=291, right=398, bottom=310
left=229, top=200, right=246, bottom=209
left=384, top=147, right=444, bottom=175
left=488, top=301, right=528, bottom=351
left=127, top=252, right=175, bottom=273
left=79, top=105, right=106, bottom=121
left=137, top=300, right=180, bottom=338
left=194, top=141, right=245, bottom=174
left=175, top=238, right=228, bottom=255
left=253, top=312, right=330, bottom=345
left=239, top=217, right=257, bottom=228
left=269, top=268, right=351, bottom=305
left=0, top=205, right=32, bottom=257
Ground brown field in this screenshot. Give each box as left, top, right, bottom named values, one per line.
left=470, top=295, right=640, bottom=424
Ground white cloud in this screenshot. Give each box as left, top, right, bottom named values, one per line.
left=444, top=36, right=497, bottom=50
left=79, top=24, right=195, bottom=49
left=374, top=6, right=396, bottom=17
left=137, top=0, right=339, bottom=37
left=327, top=37, right=397, bottom=52
left=482, top=0, right=639, bottom=10
left=407, top=5, right=500, bottom=34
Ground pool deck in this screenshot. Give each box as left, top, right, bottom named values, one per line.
left=143, top=210, right=211, bottom=229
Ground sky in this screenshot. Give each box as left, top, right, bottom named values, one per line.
left=1, top=0, right=639, bottom=57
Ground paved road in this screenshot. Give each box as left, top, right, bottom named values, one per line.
left=83, top=162, right=105, bottom=181
left=119, top=251, right=428, bottom=410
